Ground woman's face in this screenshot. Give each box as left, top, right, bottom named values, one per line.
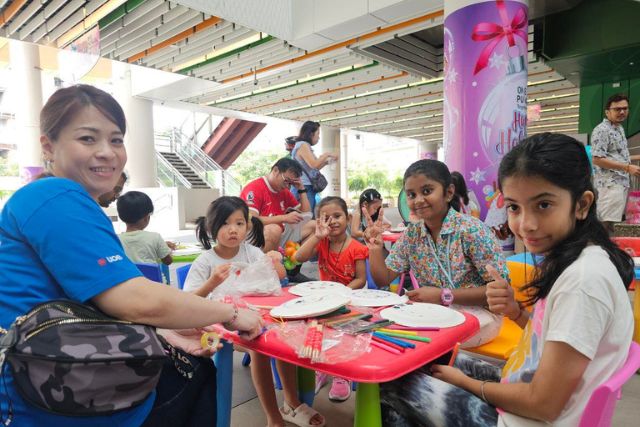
left=41, top=106, right=126, bottom=201
left=311, top=129, right=320, bottom=145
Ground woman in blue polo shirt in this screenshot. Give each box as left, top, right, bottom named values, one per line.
left=0, top=85, right=263, bottom=427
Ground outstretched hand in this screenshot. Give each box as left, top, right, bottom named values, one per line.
left=485, top=265, right=520, bottom=320
left=159, top=328, right=221, bottom=358
left=362, top=207, right=386, bottom=249
left=315, top=213, right=331, bottom=239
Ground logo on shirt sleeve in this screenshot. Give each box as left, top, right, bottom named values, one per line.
left=97, top=254, right=123, bottom=266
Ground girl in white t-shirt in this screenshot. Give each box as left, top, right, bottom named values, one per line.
left=183, top=196, right=325, bottom=427
left=380, top=134, right=634, bottom=427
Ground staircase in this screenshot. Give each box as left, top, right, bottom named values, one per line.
left=157, top=152, right=210, bottom=189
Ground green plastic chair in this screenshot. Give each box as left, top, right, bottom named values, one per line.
left=398, top=189, right=410, bottom=224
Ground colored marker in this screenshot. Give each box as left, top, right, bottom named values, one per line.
left=449, top=342, right=461, bottom=366
left=377, top=331, right=432, bottom=343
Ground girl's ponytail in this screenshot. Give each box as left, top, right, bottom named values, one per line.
left=195, top=216, right=212, bottom=249
left=247, top=216, right=265, bottom=249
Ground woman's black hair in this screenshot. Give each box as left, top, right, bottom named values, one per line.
left=316, top=196, right=349, bottom=218
left=451, top=171, right=470, bottom=206
left=195, top=196, right=265, bottom=250
left=116, top=191, right=154, bottom=224
left=403, top=159, right=461, bottom=212
left=498, top=133, right=633, bottom=304
left=358, top=188, right=382, bottom=226
left=297, top=121, right=320, bottom=144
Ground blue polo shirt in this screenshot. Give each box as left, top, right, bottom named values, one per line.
left=0, top=177, right=150, bottom=426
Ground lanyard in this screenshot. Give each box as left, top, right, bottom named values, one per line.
left=426, top=233, right=455, bottom=290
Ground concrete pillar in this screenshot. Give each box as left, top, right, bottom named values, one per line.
left=443, top=0, right=528, bottom=251
left=112, top=62, right=157, bottom=188
left=318, top=125, right=341, bottom=196
left=418, top=141, right=438, bottom=160
left=339, top=131, right=349, bottom=201
left=11, top=40, right=43, bottom=183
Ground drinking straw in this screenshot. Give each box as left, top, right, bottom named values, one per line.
left=311, top=323, right=324, bottom=361
left=377, top=328, right=418, bottom=335
left=301, top=320, right=318, bottom=358
left=448, top=342, right=460, bottom=366
left=371, top=335, right=405, bottom=352
left=386, top=325, right=441, bottom=331
left=372, top=332, right=416, bottom=349
left=376, top=331, right=432, bottom=343
left=370, top=339, right=402, bottom=355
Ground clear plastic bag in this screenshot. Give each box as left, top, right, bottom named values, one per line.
left=274, top=321, right=371, bottom=364
left=210, top=256, right=282, bottom=298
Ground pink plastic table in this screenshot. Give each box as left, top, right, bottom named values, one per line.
left=381, top=230, right=403, bottom=244
left=222, top=289, right=479, bottom=426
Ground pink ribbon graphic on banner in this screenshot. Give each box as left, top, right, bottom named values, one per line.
left=471, top=0, right=527, bottom=75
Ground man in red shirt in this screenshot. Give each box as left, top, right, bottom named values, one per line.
left=241, top=158, right=315, bottom=280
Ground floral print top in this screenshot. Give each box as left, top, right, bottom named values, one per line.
left=591, top=118, right=630, bottom=189
left=385, top=208, right=508, bottom=289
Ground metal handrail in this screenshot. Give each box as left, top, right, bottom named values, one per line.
left=168, top=128, right=242, bottom=195
left=156, top=152, right=193, bottom=188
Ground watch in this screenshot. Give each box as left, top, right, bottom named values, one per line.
left=297, top=188, right=307, bottom=194
left=441, top=288, right=454, bottom=306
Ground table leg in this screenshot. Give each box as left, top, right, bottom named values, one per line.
left=214, top=340, right=233, bottom=427
left=354, top=383, right=381, bottom=427
left=297, top=367, right=315, bottom=407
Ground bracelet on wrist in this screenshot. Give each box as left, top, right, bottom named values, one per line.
left=223, top=304, right=239, bottom=330
left=480, top=380, right=490, bottom=403
left=297, top=188, right=307, bottom=194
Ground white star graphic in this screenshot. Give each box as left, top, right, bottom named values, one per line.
left=469, top=167, right=486, bottom=184
left=446, top=67, right=458, bottom=84
left=488, top=53, right=506, bottom=70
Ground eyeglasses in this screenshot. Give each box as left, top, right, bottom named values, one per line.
left=280, top=173, right=296, bottom=185
left=608, top=107, right=629, bottom=113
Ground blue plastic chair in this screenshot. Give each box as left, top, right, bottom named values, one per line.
left=365, top=259, right=379, bottom=289
left=176, top=264, right=192, bottom=290
left=135, top=263, right=163, bottom=282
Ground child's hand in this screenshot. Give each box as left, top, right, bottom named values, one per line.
left=265, top=250, right=283, bottom=263
left=485, top=265, right=520, bottom=320
left=166, top=241, right=177, bottom=250
left=315, top=214, right=331, bottom=239
left=405, top=286, right=441, bottom=304
left=362, top=207, right=385, bottom=248
left=430, top=364, right=470, bottom=389
left=209, top=264, right=232, bottom=288
left=284, top=211, right=305, bottom=224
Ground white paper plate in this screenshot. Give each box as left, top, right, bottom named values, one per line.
left=380, top=303, right=466, bottom=328
left=389, top=227, right=406, bottom=233
left=349, top=289, right=408, bottom=307
left=173, top=247, right=202, bottom=256
left=270, top=294, right=351, bottom=319
left=288, top=281, right=352, bottom=297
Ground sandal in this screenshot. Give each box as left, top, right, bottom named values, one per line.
left=279, top=402, right=326, bottom=427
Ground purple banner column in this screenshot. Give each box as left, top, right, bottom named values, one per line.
left=443, top=0, right=528, bottom=251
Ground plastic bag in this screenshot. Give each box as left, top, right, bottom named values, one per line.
left=209, top=256, right=282, bottom=298
left=274, top=321, right=371, bottom=364
left=626, top=191, right=640, bottom=224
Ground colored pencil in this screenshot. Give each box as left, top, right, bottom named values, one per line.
left=353, top=319, right=394, bottom=333
left=318, top=311, right=360, bottom=324
left=386, top=325, right=440, bottom=331
left=370, top=339, right=402, bottom=355
left=328, top=314, right=373, bottom=327
left=372, top=332, right=416, bottom=349
left=371, top=335, right=405, bottom=352
left=377, top=331, right=432, bottom=343
left=377, top=328, right=418, bottom=335
left=448, top=342, right=460, bottom=366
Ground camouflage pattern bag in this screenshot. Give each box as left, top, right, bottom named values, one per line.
left=0, top=299, right=166, bottom=417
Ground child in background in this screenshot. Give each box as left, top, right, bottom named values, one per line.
left=379, top=133, right=634, bottom=426
left=295, top=196, right=369, bottom=401
left=183, top=196, right=325, bottom=427
left=117, top=191, right=174, bottom=267
left=350, top=188, right=391, bottom=241
left=451, top=171, right=481, bottom=218
left=364, top=160, right=508, bottom=347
